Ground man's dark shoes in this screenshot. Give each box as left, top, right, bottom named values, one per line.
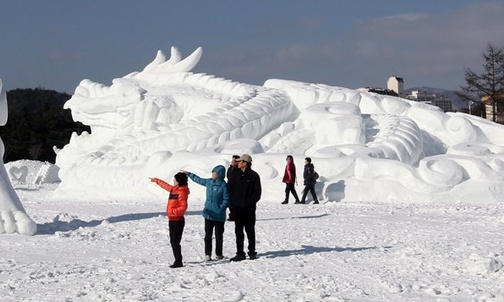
left=248, top=253, right=257, bottom=260
left=313, top=201, right=319, bottom=204
left=281, top=201, right=288, bottom=204
left=230, top=254, right=246, bottom=262
left=294, top=200, right=301, bottom=204
left=169, top=262, right=183, bottom=268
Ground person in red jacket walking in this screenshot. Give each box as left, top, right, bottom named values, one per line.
left=281, top=155, right=301, bottom=204
left=150, top=172, right=189, bottom=268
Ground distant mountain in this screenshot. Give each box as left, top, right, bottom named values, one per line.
left=405, top=86, right=467, bottom=110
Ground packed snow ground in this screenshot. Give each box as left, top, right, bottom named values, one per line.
left=2, top=161, right=504, bottom=301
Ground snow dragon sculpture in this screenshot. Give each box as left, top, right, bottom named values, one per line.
left=55, top=47, right=504, bottom=203
left=0, top=79, right=37, bottom=235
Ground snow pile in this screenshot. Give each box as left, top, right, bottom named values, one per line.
left=55, top=46, right=504, bottom=203
left=6, top=160, right=60, bottom=184
left=465, top=254, right=503, bottom=275
left=34, top=163, right=60, bottom=184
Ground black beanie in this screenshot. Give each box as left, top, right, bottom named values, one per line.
left=174, top=172, right=188, bottom=186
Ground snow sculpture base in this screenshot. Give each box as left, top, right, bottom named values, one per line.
left=0, top=79, right=37, bottom=235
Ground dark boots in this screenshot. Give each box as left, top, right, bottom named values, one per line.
left=170, top=261, right=183, bottom=268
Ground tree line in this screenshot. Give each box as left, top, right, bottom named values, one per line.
left=0, top=88, right=89, bottom=163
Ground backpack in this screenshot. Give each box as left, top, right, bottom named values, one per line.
left=312, top=171, right=319, bottom=180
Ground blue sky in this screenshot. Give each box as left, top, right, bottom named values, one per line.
left=1, top=1, right=503, bottom=93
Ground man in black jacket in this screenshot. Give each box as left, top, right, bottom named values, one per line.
left=226, top=155, right=240, bottom=221
left=226, top=155, right=240, bottom=180
left=300, top=157, right=319, bottom=204
left=228, top=154, right=262, bottom=261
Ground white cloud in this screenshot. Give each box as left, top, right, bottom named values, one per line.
left=201, top=2, right=504, bottom=90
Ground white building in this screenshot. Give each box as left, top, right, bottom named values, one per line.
left=387, top=76, right=404, bottom=96
left=386, top=76, right=453, bottom=112
left=406, top=90, right=453, bottom=112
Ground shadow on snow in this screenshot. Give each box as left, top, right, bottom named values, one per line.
left=36, top=210, right=203, bottom=235
left=258, top=213, right=330, bottom=221
left=259, top=245, right=389, bottom=258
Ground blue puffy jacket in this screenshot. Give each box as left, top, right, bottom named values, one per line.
left=188, top=165, right=230, bottom=222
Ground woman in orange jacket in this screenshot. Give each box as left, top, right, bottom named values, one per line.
left=150, top=172, right=189, bottom=268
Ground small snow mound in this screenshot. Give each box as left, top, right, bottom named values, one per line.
left=386, top=282, right=403, bottom=293
left=34, top=163, right=60, bottom=184
left=6, top=160, right=60, bottom=184
left=8, top=165, right=28, bottom=182
left=53, top=212, right=77, bottom=223
left=43, top=213, right=90, bottom=235
left=465, top=254, right=503, bottom=275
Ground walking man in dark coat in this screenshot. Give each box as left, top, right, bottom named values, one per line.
left=300, top=157, right=319, bottom=204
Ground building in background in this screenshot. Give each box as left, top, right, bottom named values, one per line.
left=360, top=76, right=455, bottom=112
left=405, top=90, right=453, bottom=112
left=387, top=76, right=404, bottom=96
left=481, top=93, right=504, bottom=124
left=386, top=76, right=453, bottom=112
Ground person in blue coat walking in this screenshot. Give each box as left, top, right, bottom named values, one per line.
left=183, top=165, right=229, bottom=261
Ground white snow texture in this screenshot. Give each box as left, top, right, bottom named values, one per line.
left=0, top=47, right=503, bottom=301
left=54, top=46, right=504, bottom=204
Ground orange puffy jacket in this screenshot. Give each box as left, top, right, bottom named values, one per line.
left=152, top=178, right=189, bottom=221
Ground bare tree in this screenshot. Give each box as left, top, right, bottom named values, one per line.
left=460, top=43, right=504, bottom=123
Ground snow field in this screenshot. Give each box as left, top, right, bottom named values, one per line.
left=2, top=185, right=503, bottom=301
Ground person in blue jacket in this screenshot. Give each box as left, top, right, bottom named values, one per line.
left=183, top=165, right=229, bottom=261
